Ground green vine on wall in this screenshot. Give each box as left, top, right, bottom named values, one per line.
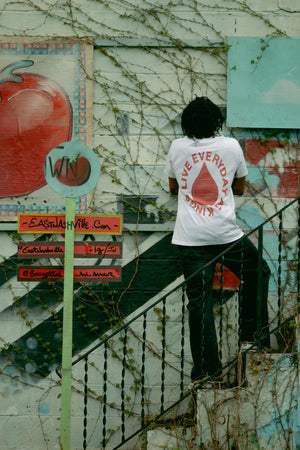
left=0, top=1, right=299, bottom=448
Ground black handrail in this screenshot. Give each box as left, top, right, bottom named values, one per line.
left=72, top=195, right=300, bottom=367
left=71, top=195, right=299, bottom=449
left=112, top=311, right=297, bottom=450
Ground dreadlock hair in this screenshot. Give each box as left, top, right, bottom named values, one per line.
left=181, top=96, right=225, bottom=139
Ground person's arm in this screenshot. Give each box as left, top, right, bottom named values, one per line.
left=232, top=176, right=246, bottom=196
left=168, top=177, right=179, bottom=195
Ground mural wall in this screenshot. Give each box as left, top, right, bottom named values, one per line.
left=227, top=37, right=300, bottom=128
left=0, top=38, right=93, bottom=217
left=0, top=1, right=299, bottom=448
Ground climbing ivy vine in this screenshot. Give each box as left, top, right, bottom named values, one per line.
left=0, top=0, right=299, bottom=448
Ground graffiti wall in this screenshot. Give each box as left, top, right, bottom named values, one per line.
left=0, top=1, right=299, bottom=448
left=0, top=38, right=93, bottom=218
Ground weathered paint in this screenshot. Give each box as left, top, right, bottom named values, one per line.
left=0, top=1, right=298, bottom=449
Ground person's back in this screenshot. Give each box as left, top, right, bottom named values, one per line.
left=166, top=134, right=246, bottom=245
left=165, top=96, right=270, bottom=385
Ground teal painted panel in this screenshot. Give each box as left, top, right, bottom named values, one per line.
left=227, top=37, right=300, bottom=128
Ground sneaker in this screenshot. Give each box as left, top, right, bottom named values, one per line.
left=240, top=342, right=258, bottom=352
left=188, top=377, right=229, bottom=391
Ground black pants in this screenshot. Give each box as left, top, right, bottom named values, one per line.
left=179, top=236, right=270, bottom=381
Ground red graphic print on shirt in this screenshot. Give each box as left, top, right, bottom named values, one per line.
left=181, top=151, right=229, bottom=216
left=191, top=162, right=219, bottom=206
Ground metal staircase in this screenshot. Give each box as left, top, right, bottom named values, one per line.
left=71, top=196, right=300, bottom=449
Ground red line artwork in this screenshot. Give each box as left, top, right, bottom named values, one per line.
left=191, top=162, right=219, bottom=206
left=0, top=60, right=72, bottom=198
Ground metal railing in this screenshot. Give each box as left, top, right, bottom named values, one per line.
left=71, top=196, right=300, bottom=449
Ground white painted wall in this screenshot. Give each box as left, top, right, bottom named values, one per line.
left=0, top=1, right=299, bottom=448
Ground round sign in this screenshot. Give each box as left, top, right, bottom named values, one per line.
left=44, top=142, right=100, bottom=197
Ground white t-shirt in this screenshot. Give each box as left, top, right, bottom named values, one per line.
left=165, top=136, right=248, bottom=246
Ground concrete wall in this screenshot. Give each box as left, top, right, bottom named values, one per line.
left=0, top=1, right=299, bottom=448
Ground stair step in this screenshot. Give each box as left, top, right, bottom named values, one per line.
left=146, top=353, right=297, bottom=449
left=147, top=427, right=197, bottom=450
left=197, top=352, right=297, bottom=449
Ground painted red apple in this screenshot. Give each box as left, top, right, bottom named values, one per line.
left=53, top=155, right=91, bottom=186
left=0, top=60, right=72, bottom=197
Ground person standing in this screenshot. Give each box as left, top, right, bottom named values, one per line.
left=165, top=96, right=270, bottom=383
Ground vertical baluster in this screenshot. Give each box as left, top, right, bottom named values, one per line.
left=278, top=211, right=283, bottom=326
left=219, top=256, right=224, bottom=363
left=238, top=239, right=244, bottom=348
left=141, top=312, right=147, bottom=427
left=121, top=328, right=127, bottom=442
left=180, top=287, right=186, bottom=397
left=160, top=297, right=166, bottom=414
left=83, top=356, right=88, bottom=450
left=102, top=341, right=108, bottom=449
left=257, top=226, right=263, bottom=351
left=298, top=198, right=300, bottom=305
left=200, top=270, right=205, bottom=375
